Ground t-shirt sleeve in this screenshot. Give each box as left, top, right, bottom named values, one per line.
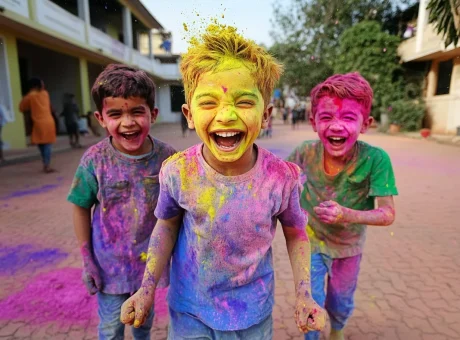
left=277, top=163, right=308, bottom=229
left=67, top=162, right=98, bottom=209
left=369, top=148, right=398, bottom=197
left=154, top=166, right=182, bottom=220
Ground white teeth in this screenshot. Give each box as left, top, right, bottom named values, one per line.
left=122, top=132, right=138, bottom=135
left=330, top=137, right=344, bottom=141
left=215, top=131, right=240, bottom=137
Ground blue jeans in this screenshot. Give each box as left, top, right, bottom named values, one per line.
left=37, top=143, right=52, bottom=167
left=97, top=292, right=154, bottom=340
left=167, top=307, right=273, bottom=340
left=304, top=253, right=362, bottom=340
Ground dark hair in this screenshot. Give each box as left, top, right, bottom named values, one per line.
left=29, top=77, right=43, bottom=91
left=91, top=64, right=156, bottom=112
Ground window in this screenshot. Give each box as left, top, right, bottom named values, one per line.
left=170, top=85, right=185, bottom=112
left=436, top=59, right=453, bottom=96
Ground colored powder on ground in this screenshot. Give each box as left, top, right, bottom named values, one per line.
left=0, top=184, right=59, bottom=200
left=0, top=267, right=97, bottom=326
left=0, top=244, right=68, bottom=275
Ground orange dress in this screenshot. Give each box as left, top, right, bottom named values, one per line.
left=19, top=90, right=56, bottom=145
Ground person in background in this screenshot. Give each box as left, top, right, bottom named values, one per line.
left=19, top=77, right=57, bottom=173
left=61, top=93, right=82, bottom=148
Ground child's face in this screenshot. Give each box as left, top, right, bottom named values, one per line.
left=95, top=96, right=157, bottom=155
left=310, top=96, right=373, bottom=159
left=182, top=65, right=271, bottom=164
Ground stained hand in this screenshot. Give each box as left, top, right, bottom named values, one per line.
left=120, top=287, right=155, bottom=328
left=82, top=256, right=102, bottom=295
left=313, top=201, right=347, bottom=224
left=80, top=242, right=102, bottom=295
left=294, top=297, right=327, bottom=333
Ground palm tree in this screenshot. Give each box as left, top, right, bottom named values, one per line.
left=427, top=0, right=460, bottom=47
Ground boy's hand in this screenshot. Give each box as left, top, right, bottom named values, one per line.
left=82, top=256, right=102, bottom=295
left=294, top=296, right=327, bottom=333
left=314, top=201, right=348, bottom=224
left=120, top=287, right=155, bottom=328
left=80, top=242, right=102, bottom=295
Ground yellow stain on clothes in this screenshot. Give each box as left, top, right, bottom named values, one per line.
left=103, top=208, right=107, bottom=212
left=140, top=252, right=147, bottom=262
left=390, top=231, right=394, bottom=236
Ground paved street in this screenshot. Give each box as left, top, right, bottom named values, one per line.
left=1, top=121, right=459, bottom=340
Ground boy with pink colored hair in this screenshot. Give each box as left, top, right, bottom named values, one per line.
left=287, top=72, right=398, bottom=340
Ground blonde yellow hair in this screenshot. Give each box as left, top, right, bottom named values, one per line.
left=180, top=24, right=283, bottom=107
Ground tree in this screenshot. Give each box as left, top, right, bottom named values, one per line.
left=334, top=21, right=402, bottom=117
left=269, top=0, right=415, bottom=95
left=427, top=0, right=460, bottom=47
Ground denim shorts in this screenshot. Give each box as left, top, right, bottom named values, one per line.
left=167, top=307, right=273, bottom=340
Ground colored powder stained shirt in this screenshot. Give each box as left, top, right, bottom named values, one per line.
left=67, top=136, right=176, bottom=294
left=155, top=144, right=307, bottom=331
left=287, top=140, right=398, bottom=259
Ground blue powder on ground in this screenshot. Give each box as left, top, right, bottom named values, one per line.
left=0, top=184, right=59, bottom=200
left=0, top=244, right=68, bottom=275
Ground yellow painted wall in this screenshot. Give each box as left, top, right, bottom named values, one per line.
left=77, top=58, right=92, bottom=115
left=2, top=32, right=26, bottom=149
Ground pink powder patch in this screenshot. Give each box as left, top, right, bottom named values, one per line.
left=0, top=268, right=97, bottom=326
left=221, top=86, right=228, bottom=93
left=153, top=287, right=169, bottom=325
left=332, top=97, right=343, bottom=110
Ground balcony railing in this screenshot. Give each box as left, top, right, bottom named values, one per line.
left=1, top=0, right=180, bottom=80
left=34, top=0, right=86, bottom=43
left=398, top=24, right=448, bottom=62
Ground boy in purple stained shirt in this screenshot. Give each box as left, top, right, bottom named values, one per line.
left=67, top=64, right=176, bottom=340
left=120, top=25, right=327, bottom=339
left=287, top=73, right=398, bottom=340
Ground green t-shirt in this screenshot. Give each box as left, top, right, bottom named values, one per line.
left=287, top=140, right=398, bottom=258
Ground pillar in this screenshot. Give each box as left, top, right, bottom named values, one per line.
left=416, top=0, right=429, bottom=53
left=122, top=6, right=133, bottom=49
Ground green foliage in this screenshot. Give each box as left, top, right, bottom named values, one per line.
left=427, top=0, right=460, bottom=47
left=334, top=21, right=402, bottom=119
left=269, top=0, right=417, bottom=95
left=387, top=99, right=426, bottom=131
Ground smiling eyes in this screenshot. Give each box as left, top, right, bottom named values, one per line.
left=198, top=98, right=256, bottom=109
left=107, top=109, right=146, bottom=118
left=318, top=114, right=358, bottom=122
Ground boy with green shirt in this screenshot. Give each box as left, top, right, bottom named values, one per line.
left=287, top=72, right=398, bottom=340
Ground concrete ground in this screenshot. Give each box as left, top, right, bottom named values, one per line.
left=0, top=121, right=459, bottom=340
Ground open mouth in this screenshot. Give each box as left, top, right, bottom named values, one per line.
left=120, top=131, right=141, bottom=141
left=327, top=136, right=347, bottom=147
left=211, top=131, right=244, bottom=151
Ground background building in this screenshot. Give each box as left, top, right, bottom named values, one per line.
left=398, top=0, right=460, bottom=135
left=0, top=0, right=185, bottom=150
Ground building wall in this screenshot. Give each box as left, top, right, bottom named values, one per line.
left=426, top=56, right=460, bottom=134
left=1, top=33, right=26, bottom=149
left=156, top=83, right=182, bottom=123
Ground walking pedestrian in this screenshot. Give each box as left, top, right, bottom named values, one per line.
left=19, top=77, right=57, bottom=173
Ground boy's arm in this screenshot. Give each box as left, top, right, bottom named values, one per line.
left=314, top=196, right=395, bottom=227
left=73, top=204, right=101, bottom=294
left=283, top=226, right=326, bottom=333
left=120, top=214, right=182, bottom=327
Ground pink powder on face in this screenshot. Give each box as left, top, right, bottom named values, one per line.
left=0, top=268, right=97, bottom=326
left=221, top=86, right=228, bottom=93
left=332, top=97, right=343, bottom=110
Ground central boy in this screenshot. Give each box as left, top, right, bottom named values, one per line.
left=121, top=25, right=326, bottom=338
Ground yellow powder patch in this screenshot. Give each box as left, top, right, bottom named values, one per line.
left=146, top=256, right=158, bottom=274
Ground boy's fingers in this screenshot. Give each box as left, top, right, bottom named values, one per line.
left=120, top=299, right=135, bottom=324
left=133, top=304, right=146, bottom=328
left=320, top=201, right=335, bottom=207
